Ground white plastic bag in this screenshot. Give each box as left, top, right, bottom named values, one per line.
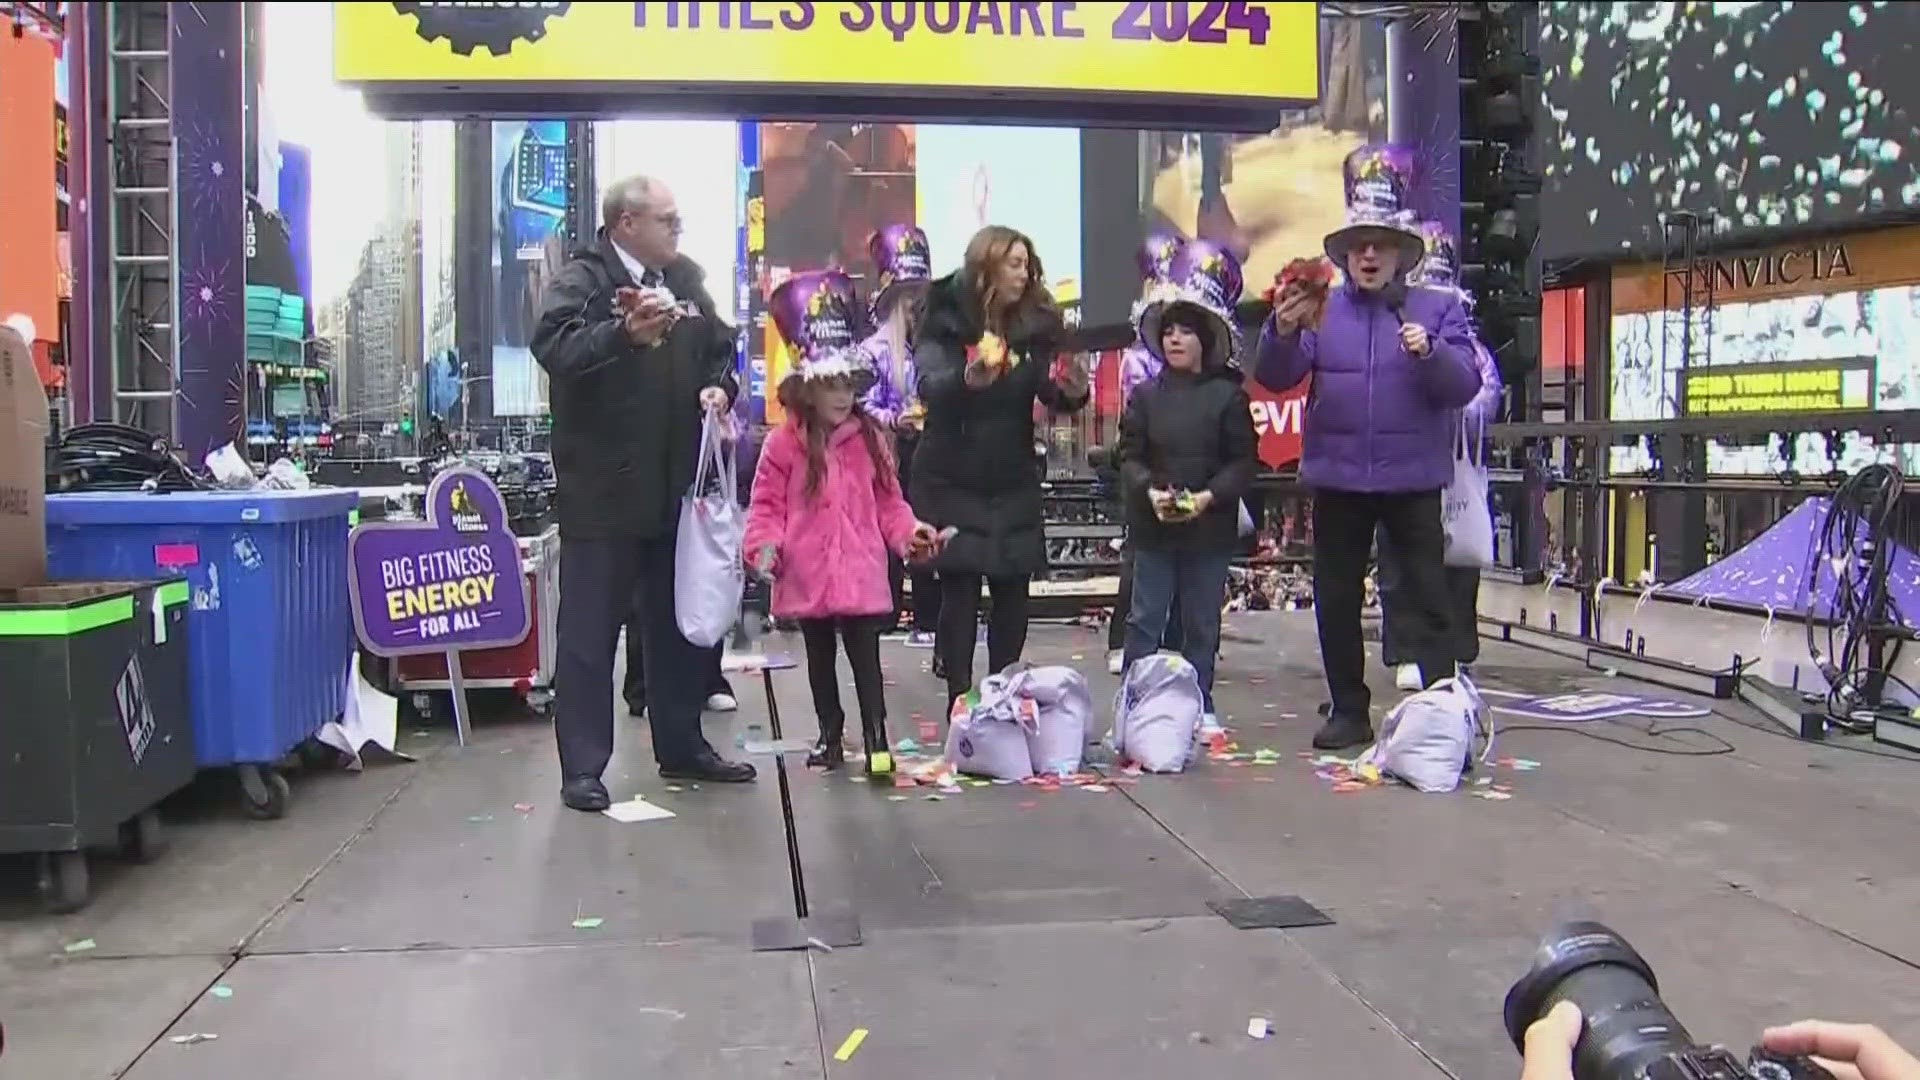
left=1441, top=415, right=1493, bottom=568
left=1358, top=673, right=1492, bottom=793
left=674, top=414, right=744, bottom=648
left=1002, top=664, right=1092, bottom=776
left=945, top=679, right=1038, bottom=781
left=1107, top=653, right=1204, bottom=773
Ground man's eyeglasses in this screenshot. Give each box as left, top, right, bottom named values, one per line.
left=631, top=211, right=682, bottom=233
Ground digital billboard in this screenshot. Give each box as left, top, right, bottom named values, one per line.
left=490, top=120, right=570, bottom=418
left=1542, top=1, right=1920, bottom=263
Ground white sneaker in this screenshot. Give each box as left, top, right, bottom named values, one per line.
left=705, top=692, right=739, bottom=713
left=1107, top=651, right=1124, bottom=676
left=1198, top=713, right=1226, bottom=738
left=1394, top=664, right=1423, bottom=691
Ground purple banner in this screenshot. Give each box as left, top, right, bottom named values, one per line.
left=170, top=1, right=247, bottom=461
left=347, top=467, right=531, bottom=657
left=1493, top=692, right=1710, bottom=723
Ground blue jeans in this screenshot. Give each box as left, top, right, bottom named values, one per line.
left=1123, top=550, right=1233, bottom=712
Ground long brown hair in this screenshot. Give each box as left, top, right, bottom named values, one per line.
left=774, top=376, right=898, bottom=502
left=962, top=224, right=1057, bottom=334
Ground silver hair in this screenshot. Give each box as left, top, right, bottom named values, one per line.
left=601, top=174, right=660, bottom=228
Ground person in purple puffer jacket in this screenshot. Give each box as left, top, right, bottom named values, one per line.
left=1253, top=146, right=1482, bottom=750
left=859, top=225, right=942, bottom=664
left=1376, top=221, right=1503, bottom=691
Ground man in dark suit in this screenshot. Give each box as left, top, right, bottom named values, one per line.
left=532, top=174, right=756, bottom=811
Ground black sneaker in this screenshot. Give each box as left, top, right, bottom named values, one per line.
left=807, top=739, right=845, bottom=770
left=1311, top=713, right=1374, bottom=751
left=931, top=653, right=947, bottom=681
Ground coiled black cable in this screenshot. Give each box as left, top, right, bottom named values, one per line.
left=1802, top=462, right=1912, bottom=731
left=46, top=423, right=208, bottom=493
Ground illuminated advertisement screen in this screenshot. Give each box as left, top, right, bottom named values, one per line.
left=1542, top=2, right=1920, bottom=262
left=594, top=119, right=741, bottom=320
left=916, top=124, right=1083, bottom=324
left=420, top=121, right=458, bottom=420
left=1610, top=280, right=1920, bottom=476
left=490, top=119, right=570, bottom=418
left=1134, top=16, right=1390, bottom=288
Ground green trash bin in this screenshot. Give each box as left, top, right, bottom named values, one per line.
left=0, top=579, right=196, bottom=912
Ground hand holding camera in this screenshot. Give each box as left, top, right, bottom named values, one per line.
left=1506, top=922, right=1879, bottom=1080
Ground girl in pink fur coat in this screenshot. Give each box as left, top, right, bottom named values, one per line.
left=744, top=328, right=938, bottom=775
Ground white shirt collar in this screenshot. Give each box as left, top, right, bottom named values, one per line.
left=610, top=238, right=656, bottom=285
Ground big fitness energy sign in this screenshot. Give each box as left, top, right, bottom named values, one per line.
left=333, top=2, right=1320, bottom=127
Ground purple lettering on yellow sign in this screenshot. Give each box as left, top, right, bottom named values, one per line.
left=627, top=2, right=1276, bottom=44
left=348, top=466, right=531, bottom=657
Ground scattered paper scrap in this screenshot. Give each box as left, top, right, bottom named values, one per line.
left=467, top=814, right=494, bottom=823
left=513, top=803, right=535, bottom=813
left=603, top=797, right=676, bottom=824
left=834, top=1028, right=870, bottom=1062
left=1082, top=784, right=1111, bottom=794
left=63, top=938, right=97, bottom=954
left=170, top=1033, right=218, bottom=1046
left=571, top=916, right=605, bottom=930
left=209, top=985, right=234, bottom=1000
left=1472, top=789, right=1513, bottom=801
left=887, top=795, right=909, bottom=802
left=1247, top=1017, right=1271, bottom=1039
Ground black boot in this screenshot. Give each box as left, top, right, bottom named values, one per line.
left=1311, top=712, right=1375, bottom=752
left=861, top=716, right=894, bottom=777
left=807, top=738, right=845, bottom=770
left=930, top=652, right=947, bottom=681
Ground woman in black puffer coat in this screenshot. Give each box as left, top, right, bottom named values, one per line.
left=912, top=225, right=1089, bottom=707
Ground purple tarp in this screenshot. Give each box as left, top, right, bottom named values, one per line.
left=1663, top=497, right=1920, bottom=628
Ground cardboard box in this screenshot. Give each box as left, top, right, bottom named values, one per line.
left=0, top=325, right=48, bottom=588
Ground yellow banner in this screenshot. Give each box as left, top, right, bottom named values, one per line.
left=336, top=2, right=1319, bottom=104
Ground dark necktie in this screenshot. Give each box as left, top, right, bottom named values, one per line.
left=640, top=268, right=663, bottom=289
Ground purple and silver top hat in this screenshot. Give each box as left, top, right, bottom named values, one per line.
left=770, top=269, right=867, bottom=382
left=1137, top=232, right=1181, bottom=284
left=1325, top=144, right=1427, bottom=270
left=1133, top=239, right=1247, bottom=364
left=867, top=223, right=932, bottom=322
left=1411, top=219, right=1460, bottom=289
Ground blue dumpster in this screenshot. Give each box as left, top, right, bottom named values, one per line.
left=44, top=489, right=356, bottom=817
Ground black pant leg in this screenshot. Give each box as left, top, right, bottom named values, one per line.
left=910, top=567, right=942, bottom=633
left=633, top=529, right=711, bottom=767
left=1448, top=566, right=1482, bottom=665
left=704, top=644, right=734, bottom=698
left=840, top=615, right=889, bottom=740
left=1310, top=490, right=1377, bottom=720
left=1377, top=490, right=1458, bottom=688
left=798, top=618, right=846, bottom=742
left=1374, top=523, right=1415, bottom=668
left=622, top=611, right=647, bottom=710
left=555, top=536, right=642, bottom=780
left=938, top=572, right=982, bottom=706
left=888, top=556, right=907, bottom=628
left=1110, top=541, right=1135, bottom=652
left=985, top=574, right=1031, bottom=674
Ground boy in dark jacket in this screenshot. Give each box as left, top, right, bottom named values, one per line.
left=1117, top=241, right=1259, bottom=724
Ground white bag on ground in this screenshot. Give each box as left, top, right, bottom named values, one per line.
left=1002, top=664, right=1093, bottom=776
left=674, top=414, right=744, bottom=648
left=945, top=677, right=1038, bottom=781
left=1358, top=673, right=1492, bottom=793
left=1107, top=653, right=1205, bottom=773
left=1441, top=414, right=1494, bottom=568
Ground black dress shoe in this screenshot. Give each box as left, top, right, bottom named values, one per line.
left=561, top=777, right=612, bottom=812
left=1311, top=713, right=1375, bottom=752
left=626, top=699, right=647, bottom=718
left=807, top=739, right=845, bottom=770
left=659, top=752, right=757, bottom=783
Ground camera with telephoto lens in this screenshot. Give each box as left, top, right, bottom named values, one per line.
left=1503, top=921, right=1835, bottom=1080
